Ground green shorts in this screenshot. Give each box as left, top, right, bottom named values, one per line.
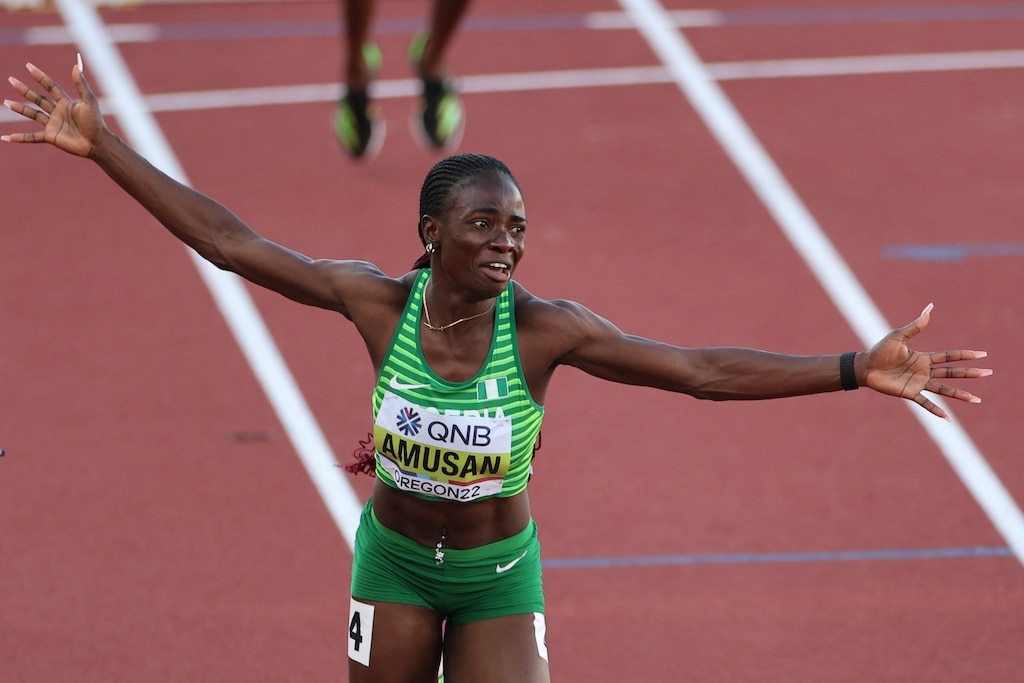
left=351, top=499, right=545, bottom=625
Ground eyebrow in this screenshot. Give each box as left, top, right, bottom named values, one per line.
left=469, top=207, right=527, bottom=224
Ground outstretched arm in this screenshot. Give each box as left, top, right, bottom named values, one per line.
left=550, top=300, right=989, bottom=420
left=858, top=303, right=990, bottom=418
left=3, top=60, right=366, bottom=314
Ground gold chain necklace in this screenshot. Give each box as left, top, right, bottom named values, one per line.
left=422, top=294, right=495, bottom=332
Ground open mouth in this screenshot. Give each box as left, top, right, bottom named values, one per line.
left=485, top=262, right=511, bottom=279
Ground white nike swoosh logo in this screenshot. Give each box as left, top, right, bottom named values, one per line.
left=495, top=550, right=529, bottom=574
left=389, top=375, right=431, bottom=391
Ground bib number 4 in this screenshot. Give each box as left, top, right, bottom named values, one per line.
left=348, top=599, right=375, bottom=667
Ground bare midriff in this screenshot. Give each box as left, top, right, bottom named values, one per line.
left=371, top=478, right=532, bottom=549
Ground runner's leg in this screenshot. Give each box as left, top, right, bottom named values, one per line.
left=340, top=0, right=375, bottom=89
left=347, top=600, right=444, bottom=683
left=442, top=612, right=550, bottom=683
left=418, top=0, right=473, bottom=80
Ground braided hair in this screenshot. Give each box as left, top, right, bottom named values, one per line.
left=346, top=154, right=532, bottom=477
left=411, top=153, right=521, bottom=269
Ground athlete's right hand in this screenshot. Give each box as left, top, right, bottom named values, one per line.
left=3, top=59, right=108, bottom=158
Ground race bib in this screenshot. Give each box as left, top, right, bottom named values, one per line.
left=374, top=391, right=512, bottom=502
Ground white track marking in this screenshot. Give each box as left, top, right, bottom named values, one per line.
left=6, top=51, right=1024, bottom=124
left=53, top=0, right=363, bottom=550
left=37, top=0, right=1022, bottom=566
left=619, top=0, right=1024, bottom=566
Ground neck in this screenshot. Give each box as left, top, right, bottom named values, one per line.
left=422, top=279, right=496, bottom=332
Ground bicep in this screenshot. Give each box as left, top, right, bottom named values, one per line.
left=214, top=230, right=381, bottom=315
left=558, top=309, right=842, bottom=400
left=564, top=330, right=702, bottom=391
left=548, top=302, right=703, bottom=392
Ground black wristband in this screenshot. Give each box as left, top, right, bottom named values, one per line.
left=840, top=352, right=859, bottom=391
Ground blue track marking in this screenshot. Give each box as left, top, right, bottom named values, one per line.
left=8, top=4, right=1024, bottom=47
left=542, top=546, right=1013, bottom=569
left=883, top=243, right=1024, bottom=262
left=715, top=4, right=1024, bottom=26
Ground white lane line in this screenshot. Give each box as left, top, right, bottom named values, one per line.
left=619, top=0, right=1024, bottom=566
left=30, top=1, right=1022, bottom=566
left=25, top=23, right=161, bottom=45
left=6, top=50, right=1024, bottom=124
left=588, top=9, right=722, bottom=29
left=53, top=0, right=364, bottom=550
left=709, top=49, right=1024, bottom=79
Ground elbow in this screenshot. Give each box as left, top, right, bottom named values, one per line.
left=210, top=256, right=234, bottom=272
left=687, top=388, right=731, bottom=402
left=206, top=225, right=255, bottom=273
left=188, top=241, right=234, bottom=272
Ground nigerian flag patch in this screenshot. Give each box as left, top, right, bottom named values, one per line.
left=476, top=377, right=509, bottom=400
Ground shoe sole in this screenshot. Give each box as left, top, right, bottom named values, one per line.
left=409, top=90, right=464, bottom=153
left=333, top=103, right=387, bottom=161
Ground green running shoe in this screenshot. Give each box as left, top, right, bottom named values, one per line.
left=334, top=88, right=385, bottom=159
left=408, top=33, right=464, bottom=151
left=334, top=42, right=385, bottom=159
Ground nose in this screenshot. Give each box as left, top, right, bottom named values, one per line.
left=490, top=228, right=515, bottom=251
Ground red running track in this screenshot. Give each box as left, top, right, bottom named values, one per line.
left=1, top=0, right=1022, bottom=680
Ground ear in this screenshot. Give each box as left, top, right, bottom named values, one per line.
left=420, top=214, right=440, bottom=244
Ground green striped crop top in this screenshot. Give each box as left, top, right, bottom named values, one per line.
left=371, top=269, right=544, bottom=502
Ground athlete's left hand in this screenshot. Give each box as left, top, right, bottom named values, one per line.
left=862, top=304, right=992, bottom=419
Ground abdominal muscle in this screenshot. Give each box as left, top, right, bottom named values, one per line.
left=370, top=478, right=532, bottom=549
